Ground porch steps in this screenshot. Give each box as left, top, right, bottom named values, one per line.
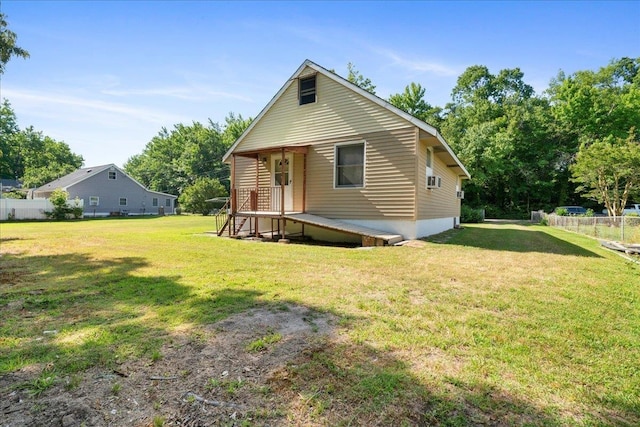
left=283, top=213, right=404, bottom=246
left=231, top=217, right=248, bottom=237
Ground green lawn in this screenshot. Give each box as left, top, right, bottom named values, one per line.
left=1, top=216, right=639, bottom=425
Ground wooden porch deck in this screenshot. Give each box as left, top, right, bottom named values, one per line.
left=283, top=213, right=404, bottom=246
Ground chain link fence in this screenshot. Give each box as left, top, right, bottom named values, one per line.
left=544, top=214, right=640, bottom=244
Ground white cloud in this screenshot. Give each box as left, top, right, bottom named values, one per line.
left=2, top=88, right=190, bottom=125
left=375, top=49, right=460, bottom=77
left=101, top=86, right=254, bottom=103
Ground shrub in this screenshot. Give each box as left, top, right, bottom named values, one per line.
left=2, top=190, right=25, bottom=199
left=461, top=205, right=484, bottom=223
left=178, top=177, right=227, bottom=216
left=554, top=207, right=569, bottom=216
left=45, top=189, right=83, bottom=220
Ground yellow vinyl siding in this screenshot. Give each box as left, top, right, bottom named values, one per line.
left=417, top=140, right=461, bottom=219
left=293, top=152, right=304, bottom=212
left=306, top=128, right=416, bottom=219
left=235, top=68, right=411, bottom=153
left=236, top=153, right=303, bottom=211
left=234, top=156, right=259, bottom=188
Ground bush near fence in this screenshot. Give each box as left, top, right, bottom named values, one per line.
left=0, top=198, right=84, bottom=221
left=546, top=214, right=640, bottom=244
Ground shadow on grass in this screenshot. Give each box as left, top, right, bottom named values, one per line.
left=2, top=251, right=634, bottom=426
left=429, top=222, right=602, bottom=258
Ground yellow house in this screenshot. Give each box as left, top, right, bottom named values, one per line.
left=220, top=60, right=470, bottom=245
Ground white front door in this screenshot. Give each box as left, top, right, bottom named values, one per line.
left=272, top=155, right=293, bottom=211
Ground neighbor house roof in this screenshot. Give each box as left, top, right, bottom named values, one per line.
left=35, top=164, right=114, bottom=191
left=1, top=179, right=22, bottom=190
left=35, top=164, right=177, bottom=198
left=223, top=59, right=470, bottom=179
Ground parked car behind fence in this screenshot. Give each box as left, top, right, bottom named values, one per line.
left=554, top=206, right=588, bottom=216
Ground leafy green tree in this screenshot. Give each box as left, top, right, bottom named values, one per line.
left=0, top=13, right=29, bottom=75
left=0, top=100, right=83, bottom=186
left=222, top=113, right=252, bottom=146
left=550, top=57, right=640, bottom=211
left=178, top=177, right=227, bottom=215
left=571, top=132, right=640, bottom=217
left=549, top=57, right=640, bottom=143
left=346, top=62, right=376, bottom=94
left=0, top=99, right=20, bottom=178
left=439, top=65, right=566, bottom=215
left=388, top=82, right=442, bottom=127
left=124, top=114, right=251, bottom=196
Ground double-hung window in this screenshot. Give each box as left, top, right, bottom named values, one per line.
left=335, top=142, right=365, bottom=188
left=89, top=196, right=99, bottom=206
left=119, top=198, right=127, bottom=206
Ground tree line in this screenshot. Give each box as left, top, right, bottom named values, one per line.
left=1, top=13, right=638, bottom=216
left=381, top=59, right=639, bottom=218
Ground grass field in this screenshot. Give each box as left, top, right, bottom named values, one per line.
left=1, top=216, right=639, bottom=425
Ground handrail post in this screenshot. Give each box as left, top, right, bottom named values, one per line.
left=281, top=148, right=286, bottom=239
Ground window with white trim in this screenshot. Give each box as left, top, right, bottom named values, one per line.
left=426, top=147, right=434, bottom=178
left=89, top=196, right=99, bottom=206
left=119, top=197, right=127, bottom=206
left=335, top=142, right=365, bottom=188
left=299, top=75, right=316, bottom=105
left=152, top=198, right=158, bottom=207
left=165, top=198, right=171, bottom=207
left=108, top=171, right=117, bottom=180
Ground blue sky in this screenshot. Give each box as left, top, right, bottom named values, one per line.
left=2, top=1, right=639, bottom=168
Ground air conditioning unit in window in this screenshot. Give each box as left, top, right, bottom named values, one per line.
left=456, top=190, right=465, bottom=199
left=426, top=175, right=441, bottom=189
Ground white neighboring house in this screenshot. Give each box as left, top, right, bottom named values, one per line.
left=32, top=164, right=177, bottom=216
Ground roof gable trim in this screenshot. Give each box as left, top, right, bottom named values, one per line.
left=222, top=59, right=470, bottom=179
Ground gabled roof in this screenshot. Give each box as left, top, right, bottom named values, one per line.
left=35, top=164, right=177, bottom=198
left=223, top=59, right=470, bottom=179
left=35, top=164, right=114, bottom=191
left=1, top=179, right=22, bottom=189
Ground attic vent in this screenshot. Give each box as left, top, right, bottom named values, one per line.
left=299, top=75, right=316, bottom=105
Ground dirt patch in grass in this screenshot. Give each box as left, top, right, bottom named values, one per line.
left=0, top=304, right=338, bottom=426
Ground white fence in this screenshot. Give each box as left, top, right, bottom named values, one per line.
left=0, top=198, right=84, bottom=220
left=546, top=214, right=640, bottom=244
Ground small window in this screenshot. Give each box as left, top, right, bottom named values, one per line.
left=274, top=158, right=290, bottom=186
left=165, top=199, right=171, bottom=207
left=89, top=196, right=99, bottom=206
left=152, top=198, right=158, bottom=207
left=335, top=142, right=365, bottom=188
left=299, top=75, right=316, bottom=105
left=119, top=198, right=127, bottom=206
left=108, top=171, right=117, bottom=180
left=426, top=147, right=434, bottom=177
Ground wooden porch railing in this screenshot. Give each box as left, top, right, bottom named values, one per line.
left=234, top=187, right=281, bottom=212
left=214, top=198, right=230, bottom=236
left=217, top=187, right=284, bottom=237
